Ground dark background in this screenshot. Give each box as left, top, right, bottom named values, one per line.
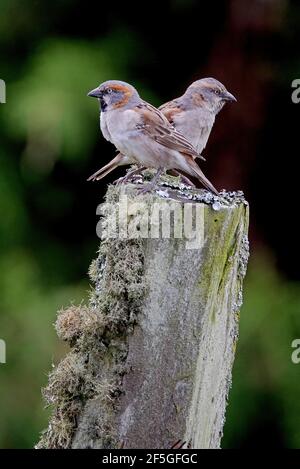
left=1, top=0, right=300, bottom=448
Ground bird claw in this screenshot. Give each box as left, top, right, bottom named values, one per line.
left=113, top=176, right=127, bottom=185
left=113, top=173, right=137, bottom=185
left=113, top=167, right=145, bottom=185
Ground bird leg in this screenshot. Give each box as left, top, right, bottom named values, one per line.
left=113, top=166, right=195, bottom=188
left=137, top=167, right=164, bottom=194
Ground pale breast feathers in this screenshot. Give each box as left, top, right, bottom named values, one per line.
left=100, top=112, right=112, bottom=142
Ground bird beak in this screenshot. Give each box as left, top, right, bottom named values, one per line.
left=222, top=91, right=237, bottom=102
left=87, top=87, right=102, bottom=99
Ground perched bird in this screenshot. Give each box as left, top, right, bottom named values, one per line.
left=87, top=80, right=218, bottom=195
left=159, top=77, right=236, bottom=155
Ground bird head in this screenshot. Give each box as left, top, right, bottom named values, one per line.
left=187, top=78, right=237, bottom=114
left=87, top=80, right=140, bottom=112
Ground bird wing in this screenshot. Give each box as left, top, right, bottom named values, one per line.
left=134, top=101, right=199, bottom=159
left=159, top=99, right=184, bottom=125
left=132, top=102, right=214, bottom=192
left=159, top=99, right=206, bottom=161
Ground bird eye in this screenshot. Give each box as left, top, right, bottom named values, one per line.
left=106, top=88, right=113, bottom=94
left=214, top=89, right=221, bottom=95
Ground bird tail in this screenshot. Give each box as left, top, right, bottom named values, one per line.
left=180, top=156, right=219, bottom=195
left=87, top=153, right=129, bottom=181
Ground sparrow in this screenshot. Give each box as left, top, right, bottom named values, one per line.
left=87, top=80, right=218, bottom=195
left=159, top=77, right=236, bottom=155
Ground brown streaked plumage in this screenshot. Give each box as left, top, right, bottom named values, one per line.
left=87, top=80, right=219, bottom=195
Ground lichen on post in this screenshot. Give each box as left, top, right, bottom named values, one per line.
left=37, top=177, right=249, bottom=449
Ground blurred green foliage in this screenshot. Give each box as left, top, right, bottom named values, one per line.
left=0, top=17, right=157, bottom=447
left=224, top=255, right=300, bottom=448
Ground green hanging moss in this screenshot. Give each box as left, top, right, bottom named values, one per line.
left=37, top=186, right=146, bottom=449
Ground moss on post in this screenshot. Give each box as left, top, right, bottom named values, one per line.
left=37, top=179, right=249, bottom=449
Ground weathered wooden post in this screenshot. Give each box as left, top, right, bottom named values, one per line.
left=37, top=178, right=249, bottom=449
